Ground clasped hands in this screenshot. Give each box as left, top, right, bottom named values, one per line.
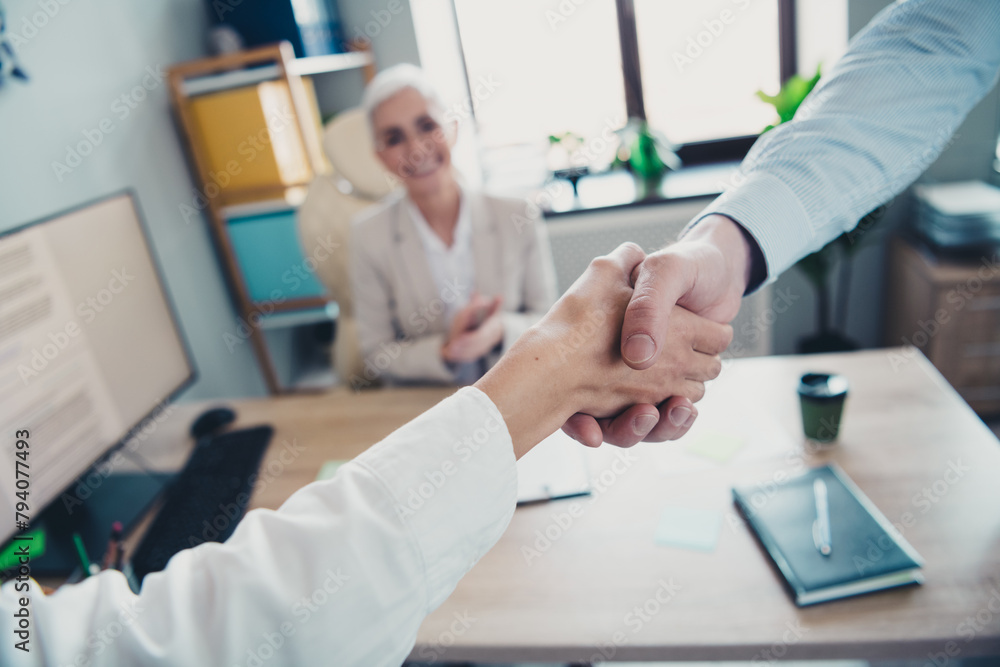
left=475, top=215, right=751, bottom=457
left=442, top=293, right=504, bottom=364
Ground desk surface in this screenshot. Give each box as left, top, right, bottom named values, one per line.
left=137, top=348, right=1000, bottom=662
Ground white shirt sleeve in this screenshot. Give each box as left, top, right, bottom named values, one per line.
left=0, top=387, right=518, bottom=667
left=686, top=0, right=1000, bottom=285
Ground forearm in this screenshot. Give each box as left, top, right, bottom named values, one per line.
left=499, top=310, right=543, bottom=354
left=364, top=332, right=454, bottom=385
left=476, top=326, right=580, bottom=458
left=3, top=389, right=518, bottom=667
left=691, top=0, right=1000, bottom=282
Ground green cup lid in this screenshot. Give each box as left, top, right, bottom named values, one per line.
left=798, top=372, right=849, bottom=400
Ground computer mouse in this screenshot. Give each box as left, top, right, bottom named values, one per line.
left=190, top=406, right=237, bottom=440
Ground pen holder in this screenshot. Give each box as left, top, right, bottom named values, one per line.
left=797, top=373, right=849, bottom=444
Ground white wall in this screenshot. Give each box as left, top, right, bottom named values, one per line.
left=0, top=0, right=270, bottom=399
left=0, top=0, right=427, bottom=401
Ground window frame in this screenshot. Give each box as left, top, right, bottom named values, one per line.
left=452, top=0, right=799, bottom=167
left=615, top=0, right=797, bottom=164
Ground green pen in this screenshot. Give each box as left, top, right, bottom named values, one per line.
left=72, top=533, right=99, bottom=577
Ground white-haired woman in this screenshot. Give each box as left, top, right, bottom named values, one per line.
left=350, top=64, right=558, bottom=385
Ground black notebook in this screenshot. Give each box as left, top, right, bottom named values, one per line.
left=733, top=464, right=924, bottom=606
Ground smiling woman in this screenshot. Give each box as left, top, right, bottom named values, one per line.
left=349, top=64, right=559, bottom=387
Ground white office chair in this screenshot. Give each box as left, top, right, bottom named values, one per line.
left=297, top=108, right=398, bottom=385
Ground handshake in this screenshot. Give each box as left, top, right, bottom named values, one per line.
left=475, top=214, right=753, bottom=458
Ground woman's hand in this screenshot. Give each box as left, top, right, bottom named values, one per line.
left=563, top=214, right=752, bottom=447
left=442, top=294, right=504, bottom=363
left=442, top=310, right=504, bottom=363
left=476, top=243, right=732, bottom=458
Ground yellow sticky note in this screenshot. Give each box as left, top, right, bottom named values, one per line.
left=686, top=431, right=744, bottom=463
left=316, top=460, right=348, bottom=481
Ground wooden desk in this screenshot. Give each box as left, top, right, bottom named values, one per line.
left=134, top=349, right=1000, bottom=662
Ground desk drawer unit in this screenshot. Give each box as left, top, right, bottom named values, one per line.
left=884, top=236, right=1000, bottom=414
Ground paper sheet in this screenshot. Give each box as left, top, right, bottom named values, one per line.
left=654, top=505, right=723, bottom=552
left=650, top=400, right=798, bottom=476
left=516, top=430, right=591, bottom=504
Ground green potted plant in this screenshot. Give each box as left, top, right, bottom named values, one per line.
left=611, top=119, right=681, bottom=199
left=757, top=66, right=880, bottom=353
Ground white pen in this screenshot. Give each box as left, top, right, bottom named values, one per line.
left=813, top=478, right=832, bottom=556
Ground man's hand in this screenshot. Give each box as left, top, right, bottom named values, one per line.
left=561, top=214, right=754, bottom=447
left=476, top=243, right=731, bottom=458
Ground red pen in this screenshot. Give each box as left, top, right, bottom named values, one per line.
left=102, top=521, right=123, bottom=571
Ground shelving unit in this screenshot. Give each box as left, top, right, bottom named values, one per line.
left=167, top=42, right=374, bottom=394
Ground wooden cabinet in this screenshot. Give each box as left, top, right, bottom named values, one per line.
left=884, top=236, right=1000, bottom=415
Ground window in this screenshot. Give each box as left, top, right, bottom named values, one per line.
left=451, top=0, right=845, bottom=171
left=452, top=0, right=627, bottom=165
left=634, top=0, right=780, bottom=145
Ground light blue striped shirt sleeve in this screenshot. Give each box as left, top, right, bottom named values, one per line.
left=686, top=0, right=1000, bottom=287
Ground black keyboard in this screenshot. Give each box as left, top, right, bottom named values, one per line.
left=129, top=425, right=273, bottom=584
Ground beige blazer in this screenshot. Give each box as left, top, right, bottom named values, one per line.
left=349, top=189, right=558, bottom=386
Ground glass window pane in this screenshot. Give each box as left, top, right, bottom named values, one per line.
left=453, top=0, right=627, bottom=153
left=797, top=0, right=848, bottom=77
left=635, top=0, right=780, bottom=144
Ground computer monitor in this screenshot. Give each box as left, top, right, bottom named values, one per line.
left=0, top=192, right=195, bottom=547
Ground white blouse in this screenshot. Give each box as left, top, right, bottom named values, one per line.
left=0, top=388, right=518, bottom=666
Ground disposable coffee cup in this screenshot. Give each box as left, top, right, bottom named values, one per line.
left=797, top=373, right=849, bottom=443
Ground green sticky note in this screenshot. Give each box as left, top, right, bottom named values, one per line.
left=654, top=506, right=722, bottom=552
left=316, top=460, right=348, bottom=481
left=0, top=530, right=46, bottom=570
left=686, top=430, right=744, bottom=463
